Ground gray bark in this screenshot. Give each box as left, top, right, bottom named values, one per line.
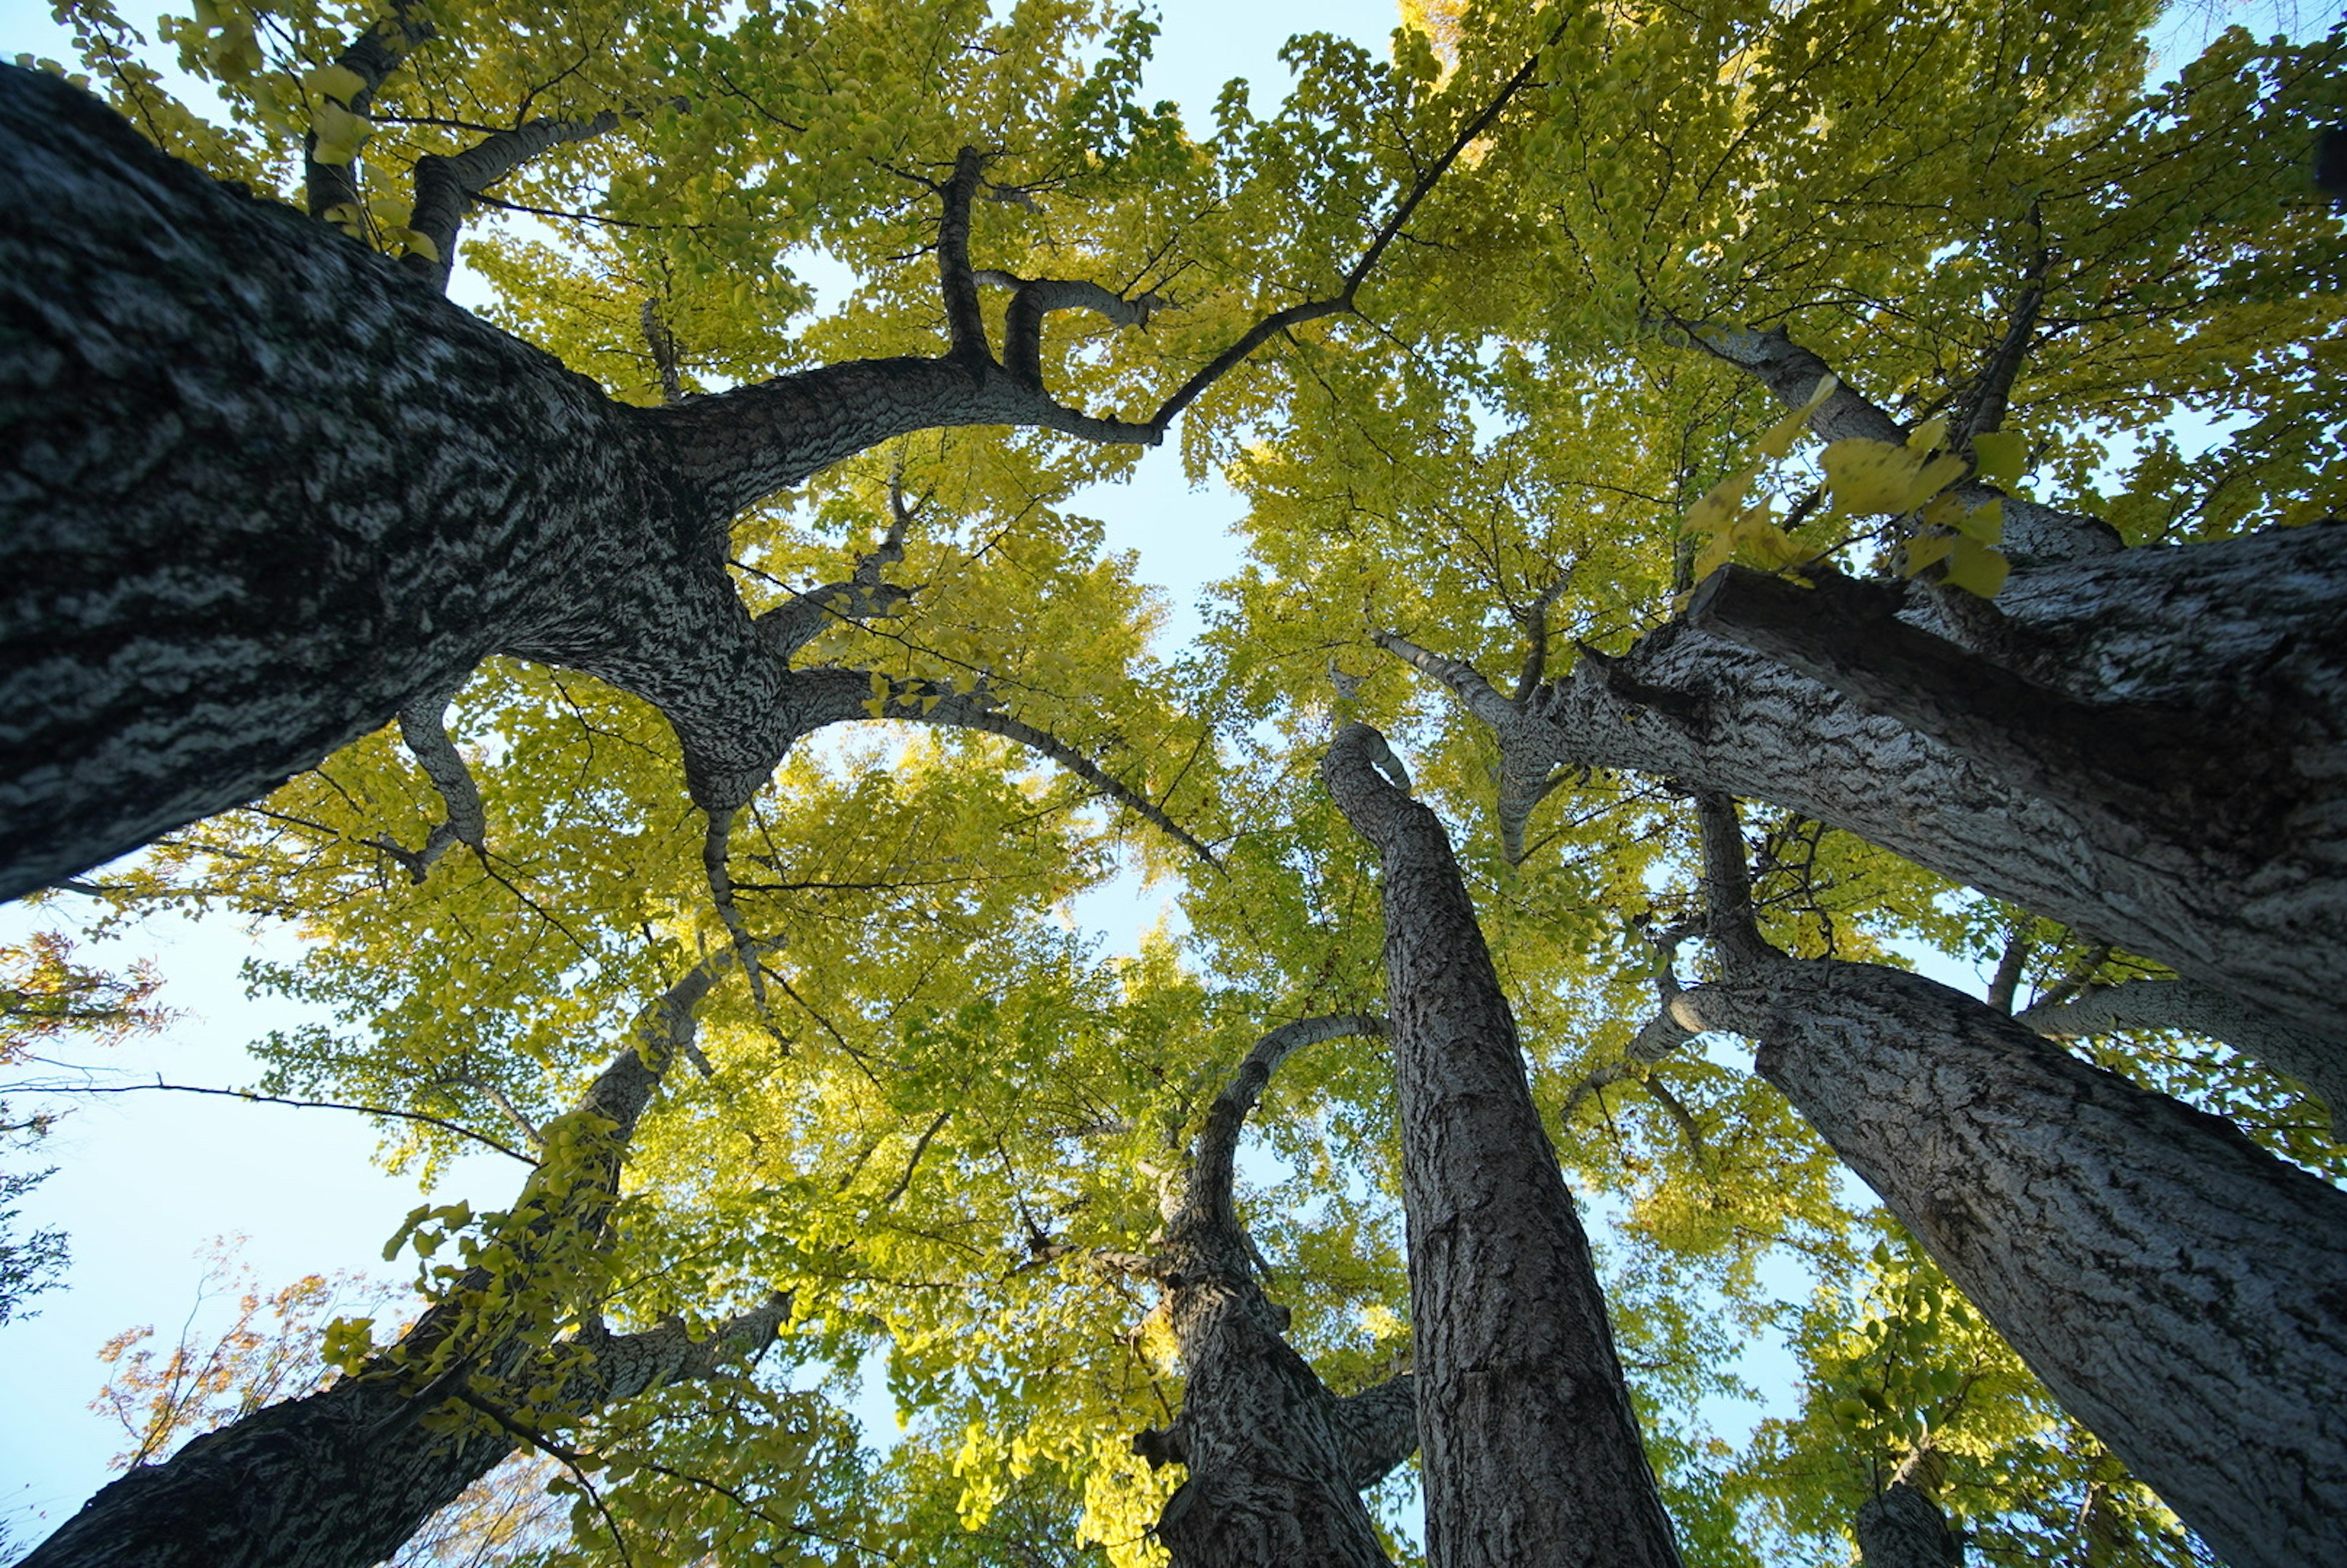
left=1674, top=958, right=2347, bottom=1568
left=1382, top=520, right=2347, bottom=1039
left=1148, top=1014, right=1416, bottom=1568
left=0, top=67, right=1187, bottom=900
left=1323, top=724, right=1683, bottom=1568
left=1854, top=1481, right=1962, bottom=1568
left=2019, top=977, right=2347, bottom=1140
left=23, top=953, right=782, bottom=1568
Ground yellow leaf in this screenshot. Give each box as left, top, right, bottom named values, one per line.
left=1754, top=373, right=1838, bottom=460
left=1820, top=438, right=1922, bottom=513
left=1940, top=537, right=2010, bottom=597
left=312, top=99, right=370, bottom=163
left=1956, top=498, right=2004, bottom=544
left=1906, top=416, right=1950, bottom=454
left=1971, top=430, right=2027, bottom=488
left=1823, top=438, right=1969, bottom=515
left=303, top=63, right=367, bottom=103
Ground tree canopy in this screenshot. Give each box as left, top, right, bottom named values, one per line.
left=3, top=0, right=2344, bottom=1562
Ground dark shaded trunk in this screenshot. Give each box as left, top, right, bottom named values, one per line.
left=1678, top=958, right=2347, bottom=1568
left=19, top=1308, right=779, bottom=1568
left=1323, top=724, right=1683, bottom=1568
left=1144, top=1015, right=1417, bottom=1568
left=1855, top=1481, right=1963, bottom=1568
left=23, top=956, right=785, bottom=1568
left=0, top=67, right=1171, bottom=898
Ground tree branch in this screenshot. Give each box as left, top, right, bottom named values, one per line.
left=21, top=1077, right=536, bottom=1165
left=366, top=682, right=487, bottom=882
left=1181, top=1014, right=1388, bottom=1234
left=303, top=2, right=435, bottom=224
left=1675, top=320, right=2119, bottom=562
left=936, top=147, right=993, bottom=373
left=2018, top=978, right=2347, bottom=1138
left=405, top=109, right=626, bottom=290
left=753, top=491, right=915, bottom=658
left=1680, top=564, right=2283, bottom=857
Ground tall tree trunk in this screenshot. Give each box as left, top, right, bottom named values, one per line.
left=1323, top=724, right=1683, bottom=1568
left=1146, top=1015, right=1417, bottom=1568
left=1854, top=1481, right=1962, bottom=1568
left=1676, top=957, right=2347, bottom=1568
left=23, top=954, right=784, bottom=1568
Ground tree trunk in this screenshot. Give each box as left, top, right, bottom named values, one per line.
left=1387, top=522, right=2347, bottom=1038
left=22, top=955, right=783, bottom=1568
left=1854, top=1481, right=1962, bottom=1568
left=1146, top=1015, right=1416, bottom=1568
left=1323, top=724, right=1683, bottom=1568
left=0, top=67, right=1171, bottom=898
left=18, top=1305, right=781, bottom=1568
left=1679, top=958, right=2347, bottom=1568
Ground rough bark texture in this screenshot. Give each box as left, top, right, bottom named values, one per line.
left=1854, top=1481, right=1963, bottom=1568
left=1149, top=1014, right=1416, bottom=1568
left=1383, top=521, right=2347, bottom=1039
left=0, top=67, right=1191, bottom=898
left=1677, top=958, right=2347, bottom=1568
left=23, top=954, right=782, bottom=1568
left=1323, top=724, right=1683, bottom=1568
left=2018, top=976, right=2347, bottom=1138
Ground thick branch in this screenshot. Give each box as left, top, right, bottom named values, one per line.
left=405, top=110, right=625, bottom=291
left=1375, top=629, right=1563, bottom=866
left=1680, top=564, right=2284, bottom=857
left=980, top=270, right=1166, bottom=387
left=1680, top=321, right=2119, bottom=562
left=1182, top=1014, right=1387, bottom=1233
left=303, top=3, right=435, bottom=224
left=936, top=148, right=993, bottom=372
left=753, top=503, right=913, bottom=658
left=1329, top=1374, right=1419, bottom=1490
left=2019, top=978, right=2347, bottom=1138
left=367, top=683, right=486, bottom=881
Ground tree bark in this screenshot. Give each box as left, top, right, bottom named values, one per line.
left=1148, top=1014, right=1416, bottom=1568
left=1854, top=1481, right=1962, bottom=1568
left=0, top=67, right=1175, bottom=899
left=22, top=953, right=783, bottom=1568
left=1675, top=958, right=2347, bottom=1568
left=1323, top=724, right=1683, bottom=1568
left=1383, top=520, right=2347, bottom=1039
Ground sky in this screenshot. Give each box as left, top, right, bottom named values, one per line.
left=0, top=0, right=2311, bottom=1550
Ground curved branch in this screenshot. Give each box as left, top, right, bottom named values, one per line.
left=367, top=682, right=487, bottom=881
left=766, top=667, right=1219, bottom=867
left=1181, top=1014, right=1388, bottom=1232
